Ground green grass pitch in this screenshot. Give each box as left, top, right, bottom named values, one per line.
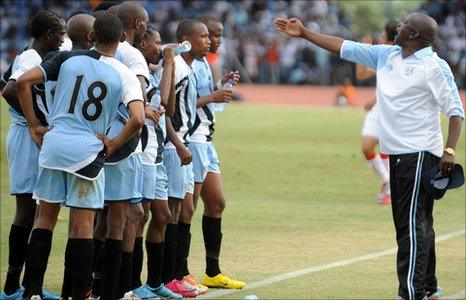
left=1, top=101, right=464, bottom=298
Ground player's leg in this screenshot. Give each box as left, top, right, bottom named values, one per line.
left=64, top=171, right=104, bottom=300
left=26, top=167, right=65, bottom=298
left=162, top=149, right=197, bottom=298
left=131, top=202, right=150, bottom=289
left=100, top=201, right=130, bottom=300
left=101, top=154, right=142, bottom=299
left=200, top=144, right=245, bottom=289
left=89, top=208, right=107, bottom=298
left=3, top=124, right=38, bottom=297
left=361, top=107, right=390, bottom=204
left=117, top=202, right=144, bottom=298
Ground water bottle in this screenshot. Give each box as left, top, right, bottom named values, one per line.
left=162, top=41, right=191, bottom=58
left=215, top=79, right=233, bottom=113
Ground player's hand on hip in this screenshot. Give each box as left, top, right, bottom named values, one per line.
left=29, top=125, right=50, bottom=148
left=176, top=144, right=192, bottom=165
left=97, top=134, right=116, bottom=157
left=440, top=152, right=455, bottom=176
left=211, top=89, right=233, bottom=103
left=274, top=17, right=303, bottom=37
left=145, top=103, right=162, bottom=123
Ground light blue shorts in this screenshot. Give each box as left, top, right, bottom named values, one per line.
left=142, top=163, right=168, bottom=201
left=104, top=153, right=143, bottom=203
left=33, top=167, right=105, bottom=209
left=163, top=148, right=194, bottom=200
left=6, top=124, right=39, bottom=195
left=188, top=142, right=221, bottom=184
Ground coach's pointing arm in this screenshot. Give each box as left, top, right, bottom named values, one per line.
left=274, top=18, right=343, bottom=54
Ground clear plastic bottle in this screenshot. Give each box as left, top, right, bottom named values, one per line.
left=161, top=41, right=191, bottom=58
left=216, top=79, right=233, bottom=112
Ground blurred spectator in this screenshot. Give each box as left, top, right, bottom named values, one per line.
left=0, top=0, right=464, bottom=87
left=335, top=77, right=356, bottom=107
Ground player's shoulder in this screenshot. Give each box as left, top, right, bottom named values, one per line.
left=16, top=48, right=42, bottom=64
left=117, top=41, right=145, bottom=61
left=100, top=55, right=139, bottom=83
left=174, top=55, right=193, bottom=80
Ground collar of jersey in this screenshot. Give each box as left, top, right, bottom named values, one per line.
left=413, top=46, right=433, bottom=59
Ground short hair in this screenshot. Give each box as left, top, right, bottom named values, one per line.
left=135, top=24, right=157, bottom=47
left=30, top=10, right=65, bottom=39
left=176, top=19, right=202, bottom=42
left=93, top=12, right=122, bottom=44
left=93, top=1, right=118, bottom=12
left=117, top=1, right=146, bottom=29
left=197, top=15, right=221, bottom=29
left=385, top=20, right=399, bottom=42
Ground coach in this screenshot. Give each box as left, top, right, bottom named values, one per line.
left=275, top=12, right=464, bottom=300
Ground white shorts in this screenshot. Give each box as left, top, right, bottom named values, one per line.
left=362, top=106, right=380, bottom=139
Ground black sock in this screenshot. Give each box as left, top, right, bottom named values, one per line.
left=3, top=225, right=31, bottom=295
left=146, top=241, right=164, bottom=288
left=131, top=237, right=144, bottom=289
left=72, top=239, right=94, bottom=300
left=100, top=239, right=123, bottom=300
left=22, top=244, right=31, bottom=297
left=91, top=238, right=105, bottom=296
left=203, top=216, right=222, bottom=277
left=116, top=251, right=132, bottom=299
left=175, top=222, right=191, bottom=280
left=61, top=238, right=75, bottom=297
left=162, top=224, right=177, bottom=283
left=28, top=228, right=53, bottom=297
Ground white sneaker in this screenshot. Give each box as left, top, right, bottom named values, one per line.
left=30, top=296, right=42, bottom=300
left=121, top=291, right=142, bottom=300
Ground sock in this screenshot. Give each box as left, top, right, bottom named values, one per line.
left=72, top=239, right=94, bottom=300
left=28, top=228, right=53, bottom=297
left=100, top=239, right=123, bottom=300
left=146, top=241, right=164, bottom=288
left=366, top=153, right=389, bottom=183
left=161, top=224, right=177, bottom=283
left=131, top=237, right=144, bottom=289
left=3, top=225, right=31, bottom=295
left=21, top=244, right=31, bottom=297
left=380, top=153, right=390, bottom=172
left=175, top=222, right=191, bottom=280
left=203, top=216, right=222, bottom=277
left=61, top=238, right=75, bottom=297
left=91, top=238, right=105, bottom=296
left=116, top=251, right=132, bottom=299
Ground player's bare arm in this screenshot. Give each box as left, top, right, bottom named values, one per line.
left=159, top=45, right=176, bottom=108
left=2, top=80, right=24, bottom=115
left=101, top=99, right=145, bottom=157
left=165, top=66, right=176, bottom=118
left=440, top=116, right=462, bottom=175
left=196, top=89, right=233, bottom=108
left=165, top=116, right=192, bottom=165
left=15, top=66, right=49, bottom=147
left=274, top=17, right=343, bottom=54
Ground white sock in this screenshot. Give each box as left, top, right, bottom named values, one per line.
left=381, top=155, right=390, bottom=173
left=368, top=155, right=390, bottom=183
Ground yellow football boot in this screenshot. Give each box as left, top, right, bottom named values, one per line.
left=201, top=273, right=246, bottom=289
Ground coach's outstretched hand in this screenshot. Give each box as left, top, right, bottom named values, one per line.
left=29, top=125, right=49, bottom=148
left=274, top=17, right=304, bottom=37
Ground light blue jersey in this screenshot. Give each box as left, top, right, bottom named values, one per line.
left=38, top=50, right=143, bottom=180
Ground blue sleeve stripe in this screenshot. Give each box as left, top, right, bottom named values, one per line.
left=436, top=58, right=465, bottom=119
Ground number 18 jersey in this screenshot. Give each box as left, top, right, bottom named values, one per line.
left=38, top=50, right=143, bottom=180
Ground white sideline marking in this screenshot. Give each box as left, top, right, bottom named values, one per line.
left=444, top=290, right=466, bottom=299
left=203, top=228, right=465, bottom=299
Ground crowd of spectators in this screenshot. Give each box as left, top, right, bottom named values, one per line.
left=1, top=0, right=464, bottom=87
